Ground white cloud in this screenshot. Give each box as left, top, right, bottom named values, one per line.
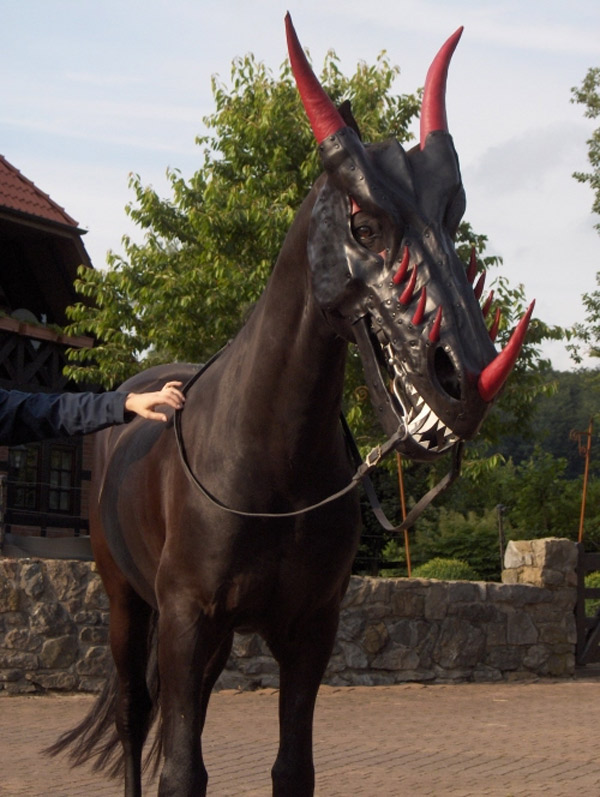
left=467, top=122, right=588, bottom=194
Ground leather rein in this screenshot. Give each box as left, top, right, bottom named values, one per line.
left=174, top=345, right=463, bottom=534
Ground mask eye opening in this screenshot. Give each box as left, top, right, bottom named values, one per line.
left=434, top=346, right=461, bottom=400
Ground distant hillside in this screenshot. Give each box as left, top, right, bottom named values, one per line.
left=496, top=369, right=600, bottom=478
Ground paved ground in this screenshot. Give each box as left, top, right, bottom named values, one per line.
left=1, top=677, right=600, bottom=796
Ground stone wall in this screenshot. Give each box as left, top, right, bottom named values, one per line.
left=0, top=538, right=578, bottom=694
left=0, top=559, right=109, bottom=693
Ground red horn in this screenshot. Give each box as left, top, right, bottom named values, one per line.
left=482, top=290, right=494, bottom=319
left=478, top=301, right=535, bottom=402
left=285, top=13, right=346, bottom=143
left=412, top=287, right=427, bottom=326
left=429, top=306, right=443, bottom=343
left=474, top=271, right=486, bottom=301
left=420, top=27, right=463, bottom=150
left=467, top=246, right=477, bottom=283
left=489, top=307, right=501, bottom=342
left=392, top=247, right=410, bottom=285
left=399, top=266, right=418, bottom=305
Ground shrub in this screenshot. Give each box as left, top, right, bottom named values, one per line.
left=585, top=571, right=600, bottom=616
left=413, top=508, right=501, bottom=581
left=412, top=557, right=480, bottom=581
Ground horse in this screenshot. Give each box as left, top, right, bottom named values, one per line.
left=49, top=15, right=533, bottom=796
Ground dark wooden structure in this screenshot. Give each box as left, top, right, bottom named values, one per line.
left=0, top=154, right=95, bottom=553
left=576, top=544, right=600, bottom=664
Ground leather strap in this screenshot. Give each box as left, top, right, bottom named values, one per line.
left=174, top=342, right=462, bottom=531
left=351, top=317, right=405, bottom=439
left=342, top=410, right=463, bottom=534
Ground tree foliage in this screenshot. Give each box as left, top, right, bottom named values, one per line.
left=65, top=48, right=561, bottom=425
left=371, top=368, right=600, bottom=580
left=412, top=508, right=500, bottom=581
left=64, top=51, right=420, bottom=387
left=569, top=67, right=600, bottom=361
left=572, top=67, right=600, bottom=231
left=411, top=557, right=480, bottom=581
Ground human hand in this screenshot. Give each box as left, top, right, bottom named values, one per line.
left=124, top=381, right=185, bottom=422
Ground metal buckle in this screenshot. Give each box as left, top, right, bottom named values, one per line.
left=365, top=445, right=383, bottom=469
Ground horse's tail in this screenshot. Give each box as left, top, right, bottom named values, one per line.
left=44, top=610, right=162, bottom=779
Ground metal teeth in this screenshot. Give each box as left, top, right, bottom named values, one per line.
left=387, top=347, right=457, bottom=453
left=412, top=433, right=432, bottom=449
left=410, top=402, right=435, bottom=433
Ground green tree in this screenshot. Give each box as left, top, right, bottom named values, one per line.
left=506, top=448, right=573, bottom=537
left=487, top=369, right=600, bottom=478
left=569, top=67, right=600, bottom=361
left=412, top=557, right=480, bottom=581
left=412, top=507, right=503, bottom=582
left=65, top=49, right=561, bottom=422
left=572, top=67, right=600, bottom=231
left=64, top=51, right=420, bottom=388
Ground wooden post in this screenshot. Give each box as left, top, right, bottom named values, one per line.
left=571, top=417, right=594, bottom=544
left=497, top=504, right=506, bottom=574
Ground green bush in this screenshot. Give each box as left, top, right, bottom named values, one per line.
left=412, top=557, right=480, bottom=581
left=413, top=508, right=502, bottom=581
left=377, top=538, right=407, bottom=578
left=585, top=571, right=600, bottom=616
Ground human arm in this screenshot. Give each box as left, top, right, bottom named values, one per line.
left=0, top=382, right=185, bottom=445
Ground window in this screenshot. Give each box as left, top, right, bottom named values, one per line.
left=8, top=446, right=39, bottom=510
left=8, top=440, right=80, bottom=517
left=49, top=446, right=76, bottom=513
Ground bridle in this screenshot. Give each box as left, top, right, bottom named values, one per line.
left=173, top=344, right=464, bottom=534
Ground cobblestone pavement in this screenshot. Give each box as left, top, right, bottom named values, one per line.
left=1, top=677, right=600, bottom=796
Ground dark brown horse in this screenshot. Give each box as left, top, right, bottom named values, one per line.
left=50, top=15, right=532, bottom=796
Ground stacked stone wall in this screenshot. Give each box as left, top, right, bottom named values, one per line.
left=0, top=559, right=108, bottom=693
left=0, top=538, right=578, bottom=694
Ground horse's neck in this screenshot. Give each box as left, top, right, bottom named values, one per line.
left=200, top=225, right=348, bottom=460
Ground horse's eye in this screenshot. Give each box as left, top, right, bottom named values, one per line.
left=355, top=225, right=373, bottom=240
left=351, top=213, right=384, bottom=250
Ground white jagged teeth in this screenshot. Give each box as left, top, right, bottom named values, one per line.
left=414, top=403, right=430, bottom=423
left=393, top=373, right=459, bottom=451
left=420, top=414, right=439, bottom=436
left=410, top=404, right=434, bottom=433
left=410, top=412, right=427, bottom=433
left=412, top=433, right=432, bottom=449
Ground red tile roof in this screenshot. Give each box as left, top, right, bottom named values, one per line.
left=0, top=154, right=80, bottom=228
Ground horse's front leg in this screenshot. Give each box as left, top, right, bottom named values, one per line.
left=156, top=595, right=226, bottom=797
left=269, top=602, right=340, bottom=797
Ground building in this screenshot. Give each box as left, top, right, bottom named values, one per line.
left=0, top=154, right=96, bottom=557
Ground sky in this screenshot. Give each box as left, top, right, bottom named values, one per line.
left=2, top=0, right=600, bottom=371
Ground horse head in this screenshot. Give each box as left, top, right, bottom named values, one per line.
left=286, top=15, right=533, bottom=462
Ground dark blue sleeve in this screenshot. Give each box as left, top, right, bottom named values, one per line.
left=0, top=389, right=130, bottom=445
